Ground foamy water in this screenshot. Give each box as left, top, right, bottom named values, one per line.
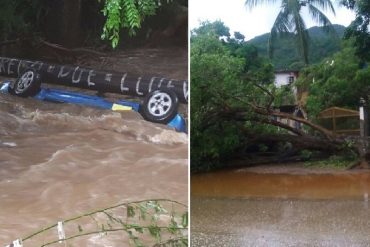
left=0, top=48, right=188, bottom=246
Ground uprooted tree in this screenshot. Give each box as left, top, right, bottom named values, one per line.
left=191, top=21, right=369, bottom=173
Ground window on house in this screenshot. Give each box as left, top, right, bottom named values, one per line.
left=288, top=76, right=295, bottom=84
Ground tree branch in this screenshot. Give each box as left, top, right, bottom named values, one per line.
left=38, top=39, right=106, bottom=56
left=251, top=81, right=275, bottom=110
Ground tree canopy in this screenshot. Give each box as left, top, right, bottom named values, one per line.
left=296, top=40, right=370, bottom=118
left=191, top=21, right=274, bottom=171
left=341, top=0, right=370, bottom=61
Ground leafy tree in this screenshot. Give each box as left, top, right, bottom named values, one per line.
left=191, top=32, right=247, bottom=171
left=233, top=31, right=246, bottom=42
left=0, top=0, right=47, bottom=40
left=191, top=22, right=275, bottom=171
left=191, top=21, right=364, bottom=172
left=100, top=0, right=175, bottom=48
left=296, top=40, right=370, bottom=117
left=191, top=20, right=231, bottom=38
left=191, top=22, right=313, bottom=172
left=341, top=0, right=370, bottom=61
left=245, top=0, right=336, bottom=65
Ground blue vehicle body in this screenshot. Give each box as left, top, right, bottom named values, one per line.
left=0, top=81, right=186, bottom=133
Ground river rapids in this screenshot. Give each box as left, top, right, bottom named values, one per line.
left=0, top=48, right=188, bottom=246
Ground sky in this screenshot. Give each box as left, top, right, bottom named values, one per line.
left=189, top=0, right=356, bottom=41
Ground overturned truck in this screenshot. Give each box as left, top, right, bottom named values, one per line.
left=0, top=57, right=188, bottom=104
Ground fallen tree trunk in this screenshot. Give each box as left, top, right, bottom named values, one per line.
left=212, top=109, right=365, bottom=167
left=226, top=155, right=305, bottom=169
left=244, top=133, right=345, bottom=153
left=0, top=57, right=188, bottom=103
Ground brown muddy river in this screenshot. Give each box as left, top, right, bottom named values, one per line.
left=0, top=48, right=188, bottom=246
left=191, top=166, right=370, bottom=199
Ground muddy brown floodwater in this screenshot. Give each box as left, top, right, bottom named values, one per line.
left=191, top=165, right=370, bottom=246
left=0, top=48, right=188, bottom=246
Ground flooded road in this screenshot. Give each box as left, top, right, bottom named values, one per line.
left=191, top=166, right=370, bottom=246
left=0, top=48, right=188, bottom=245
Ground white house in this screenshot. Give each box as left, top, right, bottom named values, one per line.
left=274, top=70, right=299, bottom=87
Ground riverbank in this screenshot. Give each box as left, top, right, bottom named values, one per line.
left=232, top=161, right=354, bottom=175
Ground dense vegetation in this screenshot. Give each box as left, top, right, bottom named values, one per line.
left=341, top=0, right=370, bottom=61
left=297, top=40, right=370, bottom=118
left=191, top=21, right=274, bottom=172
left=248, top=25, right=345, bottom=70
left=191, top=20, right=370, bottom=173
left=0, top=0, right=47, bottom=40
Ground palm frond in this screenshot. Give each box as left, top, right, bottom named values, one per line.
left=245, top=0, right=279, bottom=9
left=286, top=0, right=301, bottom=14
left=268, top=9, right=291, bottom=58
left=308, top=4, right=338, bottom=43
left=271, top=9, right=292, bottom=33
left=292, top=11, right=309, bottom=64
left=308, top=4, right=335, bottom=32
left=268, top=31, right=277, bottom=59
left=306, top=0, right=335, bottom=15
left=255, top=0, right=335, bottom=65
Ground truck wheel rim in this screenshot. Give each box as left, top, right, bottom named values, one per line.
left=147, top=92, right=172, bottom=117
left=15, top=71, right=34, bottom=93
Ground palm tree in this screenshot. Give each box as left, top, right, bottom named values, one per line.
left=245, top=0, right=336, bottom=65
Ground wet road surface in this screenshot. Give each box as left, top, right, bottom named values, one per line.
left=191, top=166, right=370, bottom=246
left=191, top=197, right=370, bottom=246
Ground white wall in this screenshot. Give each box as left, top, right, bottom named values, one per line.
left=274, top=73, right=296, bottom=87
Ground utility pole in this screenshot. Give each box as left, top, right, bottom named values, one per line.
left=359, top=98, right=368, bottom=156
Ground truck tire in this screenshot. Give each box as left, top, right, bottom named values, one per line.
left=9, top=68, right=41, bottom=97
left=140, top=89, right=179, bottom=124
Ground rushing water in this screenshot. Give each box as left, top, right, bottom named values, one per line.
left=0, top=48, right=188, bottom=245
left=191, top=166, right=370, bottom=246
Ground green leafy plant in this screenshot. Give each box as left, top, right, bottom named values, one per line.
left=341, top=0, right=370, bottom=61
left=100, top=0, right=173, bottom=48
left=304, top=155, right=356, bottom=169
left=16, top=199, right=187, bottom=247
left=190, top=21, right=278, bottom=172
left=300, top=149, right=313, bottom=161
left=296, top=40, right=370, bottom=119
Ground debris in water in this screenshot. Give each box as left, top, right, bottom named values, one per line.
left=1, top=142, right=16, bottom=147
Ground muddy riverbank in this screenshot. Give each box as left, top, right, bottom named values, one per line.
left=192, top=164, right=370, bottom=199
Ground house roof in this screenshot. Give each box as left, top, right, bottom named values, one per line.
left=274, top=70, right=299, bottom=74
left=317, top=107, right=359, bottom=119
